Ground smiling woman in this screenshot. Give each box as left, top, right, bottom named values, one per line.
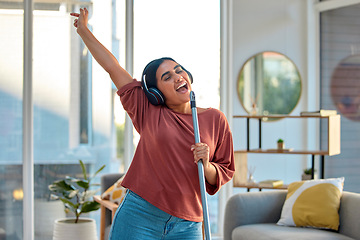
left=70, top=1, right=233, bottom=238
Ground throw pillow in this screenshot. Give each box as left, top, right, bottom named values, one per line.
left=277, top=177, right=344, bottom=231
left=101, top=175, right=126, bottom=205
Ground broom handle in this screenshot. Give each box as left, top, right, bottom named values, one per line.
left=190, top=91, right=211, bottom=240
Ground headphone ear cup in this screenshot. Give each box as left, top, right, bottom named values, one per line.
left=146, top=87, right=165, bottom=106
left=141, top=72, right=165, bottom=106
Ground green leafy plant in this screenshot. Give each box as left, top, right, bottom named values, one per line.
left=48, top=160, right=105, bottom=223
left=303, top=168, right=316, bottom=175
left=277, top=138, right=284, bottom=143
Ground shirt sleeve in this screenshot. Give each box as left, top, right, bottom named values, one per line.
left=116, top=79, right=150, bottom=133
left=205, top=113, right=235, bottom=195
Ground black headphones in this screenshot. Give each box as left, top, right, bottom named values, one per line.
left=141, top=73, right=166, bottom=105
left=141, top=58, right=193, bottom=106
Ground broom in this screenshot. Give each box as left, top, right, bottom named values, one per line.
left=190, top=91, right=211, bottom=240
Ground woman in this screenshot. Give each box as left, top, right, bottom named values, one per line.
left=71, top=8, right=235, bottom=240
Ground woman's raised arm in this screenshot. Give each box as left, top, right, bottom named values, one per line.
left=70, top=8, right=133, bottom=90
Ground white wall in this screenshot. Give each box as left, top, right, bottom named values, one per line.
left=231, top=0, right=311, bottom=186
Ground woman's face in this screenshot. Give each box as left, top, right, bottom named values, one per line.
left=156, top=60, right=192, bottom=106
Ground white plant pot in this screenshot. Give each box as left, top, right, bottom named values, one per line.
left=301, top=174, right=312, bottom=181
left=35, top=200, right=65, bottom=238
left=53, top=218, right=98, bottom=240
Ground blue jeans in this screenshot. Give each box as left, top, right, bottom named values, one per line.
left=109, top=190, right=202, bottom=240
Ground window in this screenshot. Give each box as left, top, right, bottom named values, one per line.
left=0, top=1, right=25, bottom=238
left=0, top=1, right=117, bottom=238
left=0, top=0, right=221, bottom=237
left=320, top=3, right=360, bottom=193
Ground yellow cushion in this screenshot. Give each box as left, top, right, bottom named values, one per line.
left=101, top=175, right=126, bottom=205
left=277, top=177, right=344, bottom=230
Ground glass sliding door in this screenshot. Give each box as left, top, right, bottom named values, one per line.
left=0, top=0, right=122, bottom=239
left=0, top=1, right=24, bottom=239
left=32, top=3, right=94, bottom=239
left=320, top=3, right=360, bottom=193
left=0, top=0, right=126, bottom=238
left=31, top=1, right=118, bottom=239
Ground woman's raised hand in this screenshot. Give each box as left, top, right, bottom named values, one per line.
left=69, top=7, right=133, bottom=89
left=70, top=8, right=88, bottom=30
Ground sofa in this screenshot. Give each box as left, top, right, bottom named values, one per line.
left=224, top=190, right=360, bottom=240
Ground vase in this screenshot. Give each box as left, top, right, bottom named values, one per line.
left=53, top=218, right=98, bottom=240
left=247, top=174, right=256, bottom=185
left=277, top=142, right=285, bottom=149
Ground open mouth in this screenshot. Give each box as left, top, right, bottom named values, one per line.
left=176, top=82, right=188, bottom=92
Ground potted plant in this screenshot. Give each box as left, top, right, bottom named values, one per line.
left=302, top=168, right=316, bottom=180
left=49, top=160, right=105, bottom=240
left=277, top=138, right=285, bottom=149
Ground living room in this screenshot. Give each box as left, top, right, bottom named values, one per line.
left=1, top=0, right=360, bottom=239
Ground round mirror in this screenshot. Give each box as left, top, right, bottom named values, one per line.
left=237, top=51, right=302, bottom=117
left=331, top=54, right=360, bottom=121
